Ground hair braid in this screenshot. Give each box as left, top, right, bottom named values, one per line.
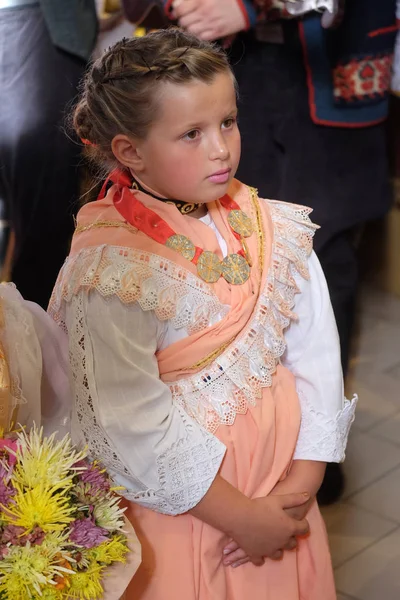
left=71, top=28, right=233, bottom=171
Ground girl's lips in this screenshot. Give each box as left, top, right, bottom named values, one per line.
left=207, top=168, right=231, bottom=184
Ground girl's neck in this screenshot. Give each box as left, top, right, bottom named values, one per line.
left=132, top=172, right=168, bottom=200
left=188, top=204, right=208, bottom=219
left=131, top=171, right=208, bottom=219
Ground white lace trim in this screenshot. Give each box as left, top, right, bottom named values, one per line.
left=293, top=393, right=358, bottom=463
left=123, top=406, right=226, bottom=515
left=68, top=293, right=225, bottom=515
left=54, top=198, right=318, bottom=436
left=169, top=200, right=318, bottom=433
left=49, top=245, right=227, bottom=336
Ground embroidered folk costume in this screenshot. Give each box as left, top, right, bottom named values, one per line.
left=49, top=173, right=356, bottom=599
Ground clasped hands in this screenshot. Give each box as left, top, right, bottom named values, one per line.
left=222, top=488, right=314, bottom=569
left=221, top=461, right=326, bottom=569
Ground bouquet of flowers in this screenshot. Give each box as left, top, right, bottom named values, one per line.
left=0, top=427, right=140, bottom=600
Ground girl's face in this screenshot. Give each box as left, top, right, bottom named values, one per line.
left=132, top=71, right=241, bottom=204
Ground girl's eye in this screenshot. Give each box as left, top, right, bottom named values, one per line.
left=222, top=117, right=236, bottom=129
left=184, top=130, right=200, bottom=141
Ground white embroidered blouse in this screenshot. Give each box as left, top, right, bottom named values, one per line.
left=55, top=199, right=356, bottom=516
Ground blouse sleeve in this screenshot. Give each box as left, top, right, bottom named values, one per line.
left=67, top=291, right=226, bottom=516
left=282, top=251, right=357, bottom=463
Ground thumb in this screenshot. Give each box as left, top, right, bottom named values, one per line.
left=293, top=517, right=310, bottom=538
left=280, top=492, right=310, bottom=510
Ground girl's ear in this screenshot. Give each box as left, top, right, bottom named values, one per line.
left=111, top=134, right=146, bottom=173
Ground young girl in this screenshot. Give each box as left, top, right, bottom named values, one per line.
left=49, top=28, right=356, bottom=599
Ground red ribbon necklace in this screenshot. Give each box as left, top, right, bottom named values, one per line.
left=103, top=170, right=254, bottom=285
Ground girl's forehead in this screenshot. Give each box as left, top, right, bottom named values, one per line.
left=155, top=72, right=237, bottom=122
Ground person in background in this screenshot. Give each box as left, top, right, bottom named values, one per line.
left=171, top=0, right=397, bottom=503
left=0, top=0, right=98, bottom=308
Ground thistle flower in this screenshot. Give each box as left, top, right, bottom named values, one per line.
left=69, top=518, right=109, bottom=549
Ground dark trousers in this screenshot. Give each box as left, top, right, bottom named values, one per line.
left=0, top=5, right=86, bottom=308
left=231, top=31, right=392, bottom=373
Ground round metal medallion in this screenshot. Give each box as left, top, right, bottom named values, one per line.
left=228, top=210, right=254, bottom=238
left=197, top=251, right=222, bottom=283
left=165, top=234, right=196, bottom=261
left=221, top=253, right=250, bottom=285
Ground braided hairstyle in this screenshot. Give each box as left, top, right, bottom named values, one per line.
left=73, top=28, right=233, bottom=170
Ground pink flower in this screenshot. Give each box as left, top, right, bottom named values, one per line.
left=0, top=475, right=15, bottom=507
left=74, top=460, right=111, bottom=497
left=69, top=518, right=109, bottom=549
left=1, top=525, right=25, bottom=545
left=26, top=526, right=46, bottom=546
left=0, top=524, right=45, bottom=547
left=0, top=439, right=18, bottom=468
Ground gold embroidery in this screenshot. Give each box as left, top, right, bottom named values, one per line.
left=240, top=236, right=253, bottom=267
left=74, top=220, right=139, bottom=235
left=180, top=336, right=236, bottom=371
left=183, top=186, right=265, bottom=371
left=249, top=187, right=265, bottom=272
left=164, top=200, right=201, bottom=215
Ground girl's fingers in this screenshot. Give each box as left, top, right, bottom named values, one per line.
left=223, top=540, right=240, bottom=555
left=231, top=557, right=252, bottom=568
left=223, top=548, right=247, bottom=566
left=284, top=538, right=298, bottom=551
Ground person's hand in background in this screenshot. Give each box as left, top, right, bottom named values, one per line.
left=172, top=0, right=247, bottom=41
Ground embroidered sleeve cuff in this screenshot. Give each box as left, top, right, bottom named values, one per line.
left=236, top=0, right=257, bottom=29
left=122, top=412, right=226, bottom=515
left=293, top=394, right=358, bottom=463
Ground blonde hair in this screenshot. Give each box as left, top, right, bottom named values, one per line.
left=73, top=28, right=233, bottom=170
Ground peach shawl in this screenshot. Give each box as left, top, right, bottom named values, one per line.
left=53, top=179, right=335, bottom=599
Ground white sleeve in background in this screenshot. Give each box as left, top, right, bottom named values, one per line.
left=282, top=251, right=357, bottom=463
left=71, top=292, right=226, bottom=516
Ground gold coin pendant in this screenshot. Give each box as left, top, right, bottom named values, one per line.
left=228, top=210, right=254, bottom=238
left=197, top=251, right=221, bottom=283
left=221, top=253, right=250, bottom=285
left=165, top=234, right=196, bottom=260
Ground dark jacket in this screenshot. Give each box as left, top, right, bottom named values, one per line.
left=163, top=0, right=397, bottom=127
left=40, top=0, right=98, bottom=61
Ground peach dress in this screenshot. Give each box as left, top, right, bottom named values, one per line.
left=50, top=179, right=351, bottom=599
